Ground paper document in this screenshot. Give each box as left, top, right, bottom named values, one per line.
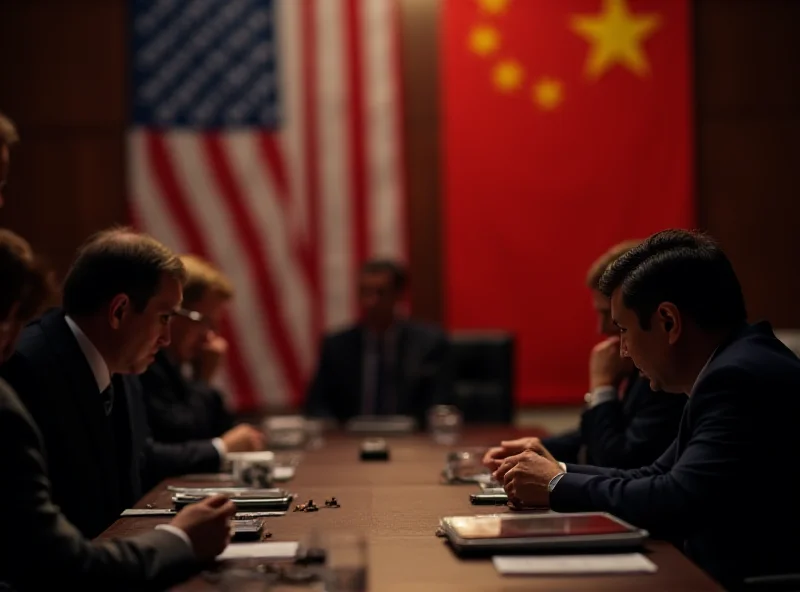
left=493, top=553, right=657, bottom=575
left=218, top=542, right=299, bottom=560
left=273, top=466, right=295, bottom=481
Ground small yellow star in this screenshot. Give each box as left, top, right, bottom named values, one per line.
left=492, top=60, right=524, bottom=92
left=468, top=25, right=500, bottom=57
left=532, top=77, right=563, bottom=110
left=571, top=0, right=662, bottom=80
left=477, top=0, right=510, bottom=15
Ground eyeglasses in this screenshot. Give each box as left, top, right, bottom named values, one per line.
left=175, top=308, right=216, bottom=330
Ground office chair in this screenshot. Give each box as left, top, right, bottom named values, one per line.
left=448, top=331, right=515, bottom=424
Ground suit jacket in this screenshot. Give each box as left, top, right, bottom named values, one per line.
left=550, top=322, right=800, bottom=589
left=139, top=351, right=233, bottom=443
left=0, top=309, right=219, bottom=538
left=542, top=372, right=686, bottom=468
left=0, top=377, right=197, bottom=591
left=304, top=320, right=452, bottom=425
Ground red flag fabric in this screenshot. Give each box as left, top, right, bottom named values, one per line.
left=442, top=0, right=693, bottom=404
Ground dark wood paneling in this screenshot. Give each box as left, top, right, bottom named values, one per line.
left=0, top=0, right=127, bottom=125
left=399, top=0, right=444, bottom=324
left=695, top=0, right=800, bottom=328
left=0, top=0, right=127, bottom=281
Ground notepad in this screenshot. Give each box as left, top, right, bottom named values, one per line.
left=218, top=542, right=299, bottom=560
left=493, top=553, right=657, bottom=575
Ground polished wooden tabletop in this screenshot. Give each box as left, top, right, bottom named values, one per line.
left=99, top=428, right=723, bottom=591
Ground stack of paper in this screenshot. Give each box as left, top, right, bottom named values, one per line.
left=493, top=553, right=657, bottom=575
left=218, top=542, right=299, bottom=560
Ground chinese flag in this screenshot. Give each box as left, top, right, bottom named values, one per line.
left=442, top=0, right=693, bottom=404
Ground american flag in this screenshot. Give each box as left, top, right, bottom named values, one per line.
left=127, top=0, right=407, bottom=411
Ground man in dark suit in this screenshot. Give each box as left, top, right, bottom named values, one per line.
left=0, top=228, right=236, bottom=590
left=492, top=229, right=800, bottom=589
left=0, top=229, right=259, bottom=538
left=305, top=259, right=451, bottom=426
left=485, top=241, right=686, bottom=469
left=140, top=255, right=252, bottom=443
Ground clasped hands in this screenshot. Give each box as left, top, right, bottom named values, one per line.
left=482, top=437, right=564, bottom=509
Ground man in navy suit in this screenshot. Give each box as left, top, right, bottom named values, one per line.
left=492, top=229, right=800, bottom=589
left=0, top=229, right=261, bottom=538
left=305, top=259, right=451, bottom=426
left=485, top=240, right=686, bottom=469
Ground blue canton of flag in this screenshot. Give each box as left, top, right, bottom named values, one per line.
left=131, top=0, right=280, bottom=129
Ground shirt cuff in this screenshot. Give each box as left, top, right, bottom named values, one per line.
left=155, top=524, right=194, bottom=556
left=558, top=461, right=566, bottom=472
left=212, top=437, right=227, bottom=468
left=548, top=472, right=566, bottom=492
left=588, top=386, right=617, bottom=408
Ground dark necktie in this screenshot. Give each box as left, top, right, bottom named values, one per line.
left=102, top=383, right=114, bottom=416
left=375, top=337, right=394, bottom=415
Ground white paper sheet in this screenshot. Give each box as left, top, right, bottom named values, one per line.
left=493, top=553, right=657, bottom=575
left=273, top=466, right=295, bottom=481
left=218, top=541, right=299, bottom=560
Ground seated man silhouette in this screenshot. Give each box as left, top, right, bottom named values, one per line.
left=140, top=255, right=241, bottom=443
left=0, top=228, right=263, bottom=538
left=487, top=241, right=686, bottom=469
left=305, top=260, right=451, bottom=426
left=0, top=228, right=236, bottom=590
left=491, top=229, right=800, bottom=589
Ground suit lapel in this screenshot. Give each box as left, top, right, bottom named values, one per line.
left=393, top=322, right=410, bottom=413
left=39, top=311, right=118, bottom=485
left=350, top=328, right=365, bottom=416
left=155, top=351, right=190, bottom=400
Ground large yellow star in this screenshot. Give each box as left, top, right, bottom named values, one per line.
left=570, top=0, right=661, bottom=80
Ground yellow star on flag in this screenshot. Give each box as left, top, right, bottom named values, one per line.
left=532, top=78, right=563, bottom=111
left=477, top=0, right=510, bottom=15
left=492, top=60, right=524, bottom=92
left=469, top=25, right=500, bottom=57
left=571, top=0, right=661, bottom=80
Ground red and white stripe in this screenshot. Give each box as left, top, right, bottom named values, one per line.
left=127, top=0, right=406, bottom=411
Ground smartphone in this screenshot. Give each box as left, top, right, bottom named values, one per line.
left=231, top=519, right=265, bottom=541
left=469, top=491, right=509, bottom=505
left=360, top=438, right=389, bottom=461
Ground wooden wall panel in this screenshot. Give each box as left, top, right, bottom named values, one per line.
left=695, top=0, right=800, bottom=327
left=0, top=0, right=127, bottom=280
left=399, top=0, right=444, bottom=324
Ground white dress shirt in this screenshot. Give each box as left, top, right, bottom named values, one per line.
left=64, top=315, right=194, bottom=554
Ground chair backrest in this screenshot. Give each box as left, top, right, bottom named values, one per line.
left=448, top=331, right=515, bottom=424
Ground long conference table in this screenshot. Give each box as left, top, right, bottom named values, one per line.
left=99, top=428, right=723, bottom=590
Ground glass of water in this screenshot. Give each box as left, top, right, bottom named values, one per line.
left=322, top=530, right=368, bottom=592
left=427, top=405, right=463, bottom=445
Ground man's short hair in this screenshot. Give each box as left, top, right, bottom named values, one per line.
left=0, top=229, right=53, bottom=322
left=360, top=259, right=407, bottom=292
left=598, top=229, right=747, bottom=331
left=63, top=227, right=186, bottom=317
left=585, top=239, right=643, bottom=290
left=180, top=254, right=234, bottom=306
left=0, top=112, right=19, bottom=147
